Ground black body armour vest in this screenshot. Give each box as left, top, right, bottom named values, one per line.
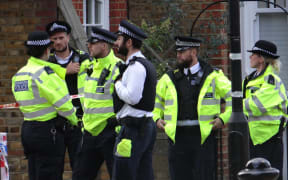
left=167, top=60, right=213, bottom=121
left=168, top=71, right=201, bottom=121
left=49, top=48, right=90, bottom=117
left=113, top=57, right=157, bottom=113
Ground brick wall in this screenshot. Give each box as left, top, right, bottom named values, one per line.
left=0, top=0, right=58, bottom=180
left=72, top=0, right=84, bottom=23
left=109, top=0, right=128, bottom=32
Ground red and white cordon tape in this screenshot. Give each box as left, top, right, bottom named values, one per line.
left=0, top=94, right=84, bottom=109
left=0, top=133, right=8, bottom=180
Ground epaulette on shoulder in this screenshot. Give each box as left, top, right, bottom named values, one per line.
left=172, top=68, right=183, bottom=80
left=213, top=67, right=220, bottom=71
left=267, top=74, right=275, bottom=85
left=75, top=49, right=90, bottom=61
left=44, top=66, right=55, bottom=75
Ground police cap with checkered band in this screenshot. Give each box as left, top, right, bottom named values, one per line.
left=117, top=20, right=147, bottom=41
left=88, top=27, right=117, bottom=45
left=175, top=36, right=202, bottom=51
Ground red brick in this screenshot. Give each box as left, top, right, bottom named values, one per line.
left=35, top=10, right=56, bottom=17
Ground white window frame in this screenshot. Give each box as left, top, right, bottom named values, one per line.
left=83, top=0, right=110, bottom=31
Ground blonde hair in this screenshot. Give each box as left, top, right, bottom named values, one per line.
left=264, top=57, right=281, bottom=73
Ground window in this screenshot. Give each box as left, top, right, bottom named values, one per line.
left=83, top=0, right=109, bottom=36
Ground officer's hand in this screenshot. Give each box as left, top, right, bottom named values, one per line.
left=66, top=61, right=80, bottom=74
left=156, top=119, right=166, bottom=131
left=210, top=117, right=223, bottom=130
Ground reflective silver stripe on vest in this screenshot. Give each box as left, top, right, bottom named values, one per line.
left=225, top=100, right=232, bottom=106
left=252, top=96, right=267, bottom=114
left=85, top=92, right=112, bottom=100
left=224, top=90, right=232, bottom=99
left=87, top=77, right=99, bottom=81
left=79, top=71, right=86, bottom=76
left=281, top=101, right=287, bottom=114
left=33, top=68, right=45, bottom=84
left=58, top=108, right=75, bottom=117
left=165, top=100, right=173, bottom=106
left=164, top=115, right=172, bottom=121
left=211, top=79, right=216, bottom=97
left=104, top=65, right=118, bottom=95
left=277, top=89, right=287, bottom=114
left=15, top=69, right=46, bottom=104
left=14, top=72, right=34, bottom=77
left=177, top=120, right=199, bottom=126
left=54, top=95, right=70, bottom=107
left=155, top=102, right=164, bottom=110
left=245, top=99, right=254, bottom=117
left=156, top=94, right=165, bottom=103
left=202, top=99, right=219, bottom=105
left=199, top=115, right=215, bottom=121
left=84, top=107, right=114, bottom=114
left=78, top=87, right=84, bottom=94
left=17, top=98, right=47, bottom=106
left=23, top=106, right=55, bottom=119
left=248, top=115, right=283, bottom=122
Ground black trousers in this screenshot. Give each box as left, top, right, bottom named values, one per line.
left=168, top=126, right=217, bottom=180
left=112, top=117, right=156, bottom=180
left=250, top=136, right=283, bottom=180
left=63, top=123, right=82, bottom=171
left=72, top=126, right=116, bottom=180
left=21, top=120, right=66, bottom=180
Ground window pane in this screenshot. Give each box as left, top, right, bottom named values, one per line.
left=86, top=26, right=92, bottom=37
left=95, top=0, right=102, bottom=24
left=258, top=0, right=286, bottom=8
left=86, top=0, right=93, bottom=24
left=259, top=13, right=288, bottom=87
left=258, top=1, right=269, bottom=8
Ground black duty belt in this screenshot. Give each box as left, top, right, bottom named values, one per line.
left=119, top=116, right=152, bottom=128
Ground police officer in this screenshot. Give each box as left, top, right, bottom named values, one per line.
left=12, top=31, right=78, bottom=180
left=243, top=40, right=288, bottom=180
left=45, top=21, right=91, bottom=171
left=153, top=36, right=232, bottom=180
left=112, top=20, right=157, bottom=180
left=72, top=27, right=121, bottom=180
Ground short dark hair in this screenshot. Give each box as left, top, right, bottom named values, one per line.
left=26, top=46, right=48, bottom=58
left=122, top=34, right=143, bottom=49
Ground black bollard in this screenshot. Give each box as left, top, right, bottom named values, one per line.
left=237, top=157, right=279, bottom=180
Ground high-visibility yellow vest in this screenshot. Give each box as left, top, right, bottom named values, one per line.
left=153, top=68, right=232, bottom=144
left=243, top=65, right=288, bottom=145
left=49, top=49, right=91, bottom=106
left=83, top=50, right=121, bottom=136
left=12, top=56, right=78, bottom=125
left=75, top=50, right=91, bottom=106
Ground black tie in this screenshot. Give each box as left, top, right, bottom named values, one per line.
left=187, top=70, right=198, bottom=85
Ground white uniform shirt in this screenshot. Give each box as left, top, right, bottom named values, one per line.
left=183, top=62, right=201, bottom=75
left=115, top=51, right=153, bottom=118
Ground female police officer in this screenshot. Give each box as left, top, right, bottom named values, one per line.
left=12, top=31, right=78, bottom=180
left=243, top=40, right=288, bottom=180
